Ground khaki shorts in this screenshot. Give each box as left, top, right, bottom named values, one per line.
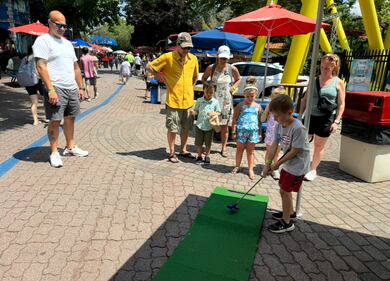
left=166, top=105, right=193, bottom=133
left=195, top=126, right=213, bottom=148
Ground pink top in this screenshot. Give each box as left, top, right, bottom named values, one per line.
left=80, top=54, right=97, bottom=78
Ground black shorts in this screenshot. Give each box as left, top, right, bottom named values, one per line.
left=25, top=80, right=47, bottom=96
left=308, top=114, right=335, bottom=138
left=135, top=64, right=141, bottom=70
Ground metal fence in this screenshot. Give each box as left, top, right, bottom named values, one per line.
left=338, top=49, right=390, bottom=91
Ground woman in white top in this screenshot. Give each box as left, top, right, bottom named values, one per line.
left=202, top=45, right=241, bottom=157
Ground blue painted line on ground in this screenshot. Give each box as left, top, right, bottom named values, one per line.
left=0, top=84, right=125, bottom=178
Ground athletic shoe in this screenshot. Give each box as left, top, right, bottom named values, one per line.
left=272, top=170, right=281, bottom=180
left=305, top=170, right=317, bottom=181
left=86, top=98, right=92, bottom=102
left=196, top=156, right=203, bottom=164
left=50, top=152, right=63, bottom=168
left=63, top=145, right=89, bottom=157
left=93, top=93, right=99, bottom=99
left=272, top=211, right=297, bottom=221
left=204, top=156, right=211, bottom=165
left=268, top=219, right=295, bottom=233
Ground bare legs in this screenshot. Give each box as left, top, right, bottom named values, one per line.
left=280, top=190, right=293, bottom=223
left=220, top=125, right=229, bottom=155
left=47, top=117, right=76, bottom=153
left=29, top=95, right=39, bottom=125
left=233, top=142, right=256, bottom=179
left=167, top=128, right=190, bottom=157
left=311, top=135, right=328, bottom=171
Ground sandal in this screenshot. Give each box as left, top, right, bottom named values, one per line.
left=221, top=150, right=228, bottom=158
left=249, top=170, right=256, bottom=180
left=168, top=154, right=179, bottom=163
left=231, top=167, right=240, bottom=174
left=178, top=152, right=196, bottom=159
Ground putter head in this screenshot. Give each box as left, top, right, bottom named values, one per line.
left=227, top=204, right=239, bottom=213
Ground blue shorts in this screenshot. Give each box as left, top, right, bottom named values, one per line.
left=237, top=129, right=260, bottom=144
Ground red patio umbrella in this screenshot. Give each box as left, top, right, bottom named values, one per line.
left=223, top=3, right=328, bottom=100
left=9, top=21, right=48, bottom=36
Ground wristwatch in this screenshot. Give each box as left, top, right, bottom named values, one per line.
left=334, top=120, right=341, bottom=125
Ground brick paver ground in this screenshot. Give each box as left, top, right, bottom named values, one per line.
left=0, top=72, right=389, bottom=281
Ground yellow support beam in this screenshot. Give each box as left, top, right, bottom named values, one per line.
left=326, top=0, right=350, bottom=51
left=359, top=0, right=384, bottom=50
left=319, top=29, right=332, bottom=54
left=281, top=0, right=319, bottom=84
left=251, top=0, right=278, bottom=62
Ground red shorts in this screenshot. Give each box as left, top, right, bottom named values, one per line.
left=279, top=169, right=304, bottom=192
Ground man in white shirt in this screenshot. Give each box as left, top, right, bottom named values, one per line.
left=33, top=10, right=88, bottom=168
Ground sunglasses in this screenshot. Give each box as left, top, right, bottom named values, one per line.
left=323, top=54, right=338, bottom=63
left=50, top=19, right=68, bottom=30
left=181, top=47, right=191, bottom=50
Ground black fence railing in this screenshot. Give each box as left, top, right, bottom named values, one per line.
left=338, top=49, right=390, bottom=91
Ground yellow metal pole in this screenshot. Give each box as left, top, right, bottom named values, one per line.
left=326, top=0, right=350, bottom=51
left=281, top=0, right=319, bottom=84
left=384, top=25, right=390, bottom=49
left=359, top=0, right=384, bottom=50
left=251, top=0, right=278, bottom=62
left=319, top=29, right=332, bottom=54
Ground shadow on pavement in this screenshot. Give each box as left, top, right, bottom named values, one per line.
left=13, top=146, right=51, bottom=163
left=0, top=84, right=38, bottom=132
left=317, top=160, right=364, bottom=183
left=116, top=148, right=168, bottom=161
left=109, top=193, right=390, bottom=281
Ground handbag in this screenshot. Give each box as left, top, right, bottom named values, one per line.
left=316, top=78, right=338, bottom=115
left=208, top=113, right=221, bottom=133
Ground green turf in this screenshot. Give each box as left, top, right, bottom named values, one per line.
left=153, top=187, right=269, bottom=281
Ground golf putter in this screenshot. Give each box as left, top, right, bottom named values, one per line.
left=226, top=146, right=292, bottom=213
left=227, top=176, right=265, bottom=213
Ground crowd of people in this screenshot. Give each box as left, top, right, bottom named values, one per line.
left=6, top=10, right=346, bottom=234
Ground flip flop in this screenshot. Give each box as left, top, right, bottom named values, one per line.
left=178, top=152, right=196, bottom=159
left=220, top=150, right=228, bottom=158
left=168, top=155, right=179, bottom=163
left=231, top=167, right=240, bottom=174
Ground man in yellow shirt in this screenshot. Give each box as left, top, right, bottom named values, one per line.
left=149, top=32, right=199, bottom=163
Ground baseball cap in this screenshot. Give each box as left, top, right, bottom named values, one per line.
left=218, top=45, right=232, bottom=59
left=177, top=32, right=193, bottom=48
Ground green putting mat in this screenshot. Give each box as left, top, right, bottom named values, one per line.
left=153, top=187, right=269, bottom=281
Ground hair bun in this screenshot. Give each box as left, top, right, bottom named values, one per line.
left=246, top=76, right=257, bottom=86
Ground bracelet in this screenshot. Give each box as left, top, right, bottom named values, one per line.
left=231, top=131, right=236, bottom=135
left=48, top=88, right=56, bottom=94
left=266, top=160, right=273, bottom=166
left=79, top=87, right=85, bottom=90
left=334, top=120, right=340, bottom=125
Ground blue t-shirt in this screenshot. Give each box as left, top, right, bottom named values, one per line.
left=194, top=97, right=221, bottom=131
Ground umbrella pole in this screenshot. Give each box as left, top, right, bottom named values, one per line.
left=295, top=0, right=324, bottom=217
left=261, top=32, right=271, bottom=102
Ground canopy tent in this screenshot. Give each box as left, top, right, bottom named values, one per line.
left=89, top=35, right=118, bottom=46
left=9, top=21, right=48, bottom=36
left=192, top=29, right=254, bottom=55
left=90, top=43, right=105, bottom=52
left=113, top=50, right=127, bottom=55
left=71, top=39, right=91, bottom=48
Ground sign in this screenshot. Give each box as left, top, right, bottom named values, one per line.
left=347, top=59, right=374, bottom=92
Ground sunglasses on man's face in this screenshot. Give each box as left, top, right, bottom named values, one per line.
left=50, top=20, right=68, bottom=30
left=181, top=47, right=191, bottom=50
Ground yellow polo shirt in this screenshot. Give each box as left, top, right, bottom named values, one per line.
left=150, top=51, right=199, bottom=109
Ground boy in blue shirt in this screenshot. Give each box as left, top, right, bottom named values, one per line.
left=192, top=82, right=221, bottom=164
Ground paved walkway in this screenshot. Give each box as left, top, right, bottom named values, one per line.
left=0, top=72, right=389, bottom=281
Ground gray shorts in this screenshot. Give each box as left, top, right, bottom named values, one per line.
left=166, top=105, right=193, bottom=133
left=85, top=77, right=97, bottom=86
left=44, top=86, right=80, bottom=121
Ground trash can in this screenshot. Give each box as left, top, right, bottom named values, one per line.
left=339, top=91, right=390, bottom=182
left=159, top=84, right=167, bottom=105
left=150, top=80, right=159, bottom=104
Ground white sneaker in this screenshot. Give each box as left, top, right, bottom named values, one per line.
left=63, top=145, right=88, bottom=157
left=272, top=170, right=281, bottom=180
left=305, top=170, right=317, bottom=181
left=50, top=152, right=63, bottom=168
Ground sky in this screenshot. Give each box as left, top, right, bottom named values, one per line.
left=351, top=1, right=362, bottom=16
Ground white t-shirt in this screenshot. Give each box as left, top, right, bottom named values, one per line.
left=121, top=61, right=131, bottom=75
left=32, top=33, right=78, bottom=89
left=134, top=56, right=142, bottom=65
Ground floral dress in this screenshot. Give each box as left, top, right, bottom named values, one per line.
left=237, top=104, right=261, bottom=144
left=212, top=67, right=233, bottom=126
left=265, top=112, right=278, bottom=145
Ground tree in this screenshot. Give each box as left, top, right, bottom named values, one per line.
left=92, top=19, right=134, bottom=50
left=29, top=0, right=121, bottom=37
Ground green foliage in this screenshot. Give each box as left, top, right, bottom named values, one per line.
left=29, top=0, right=121, bottom=37
left=92, top=19, right=134, bottom=50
